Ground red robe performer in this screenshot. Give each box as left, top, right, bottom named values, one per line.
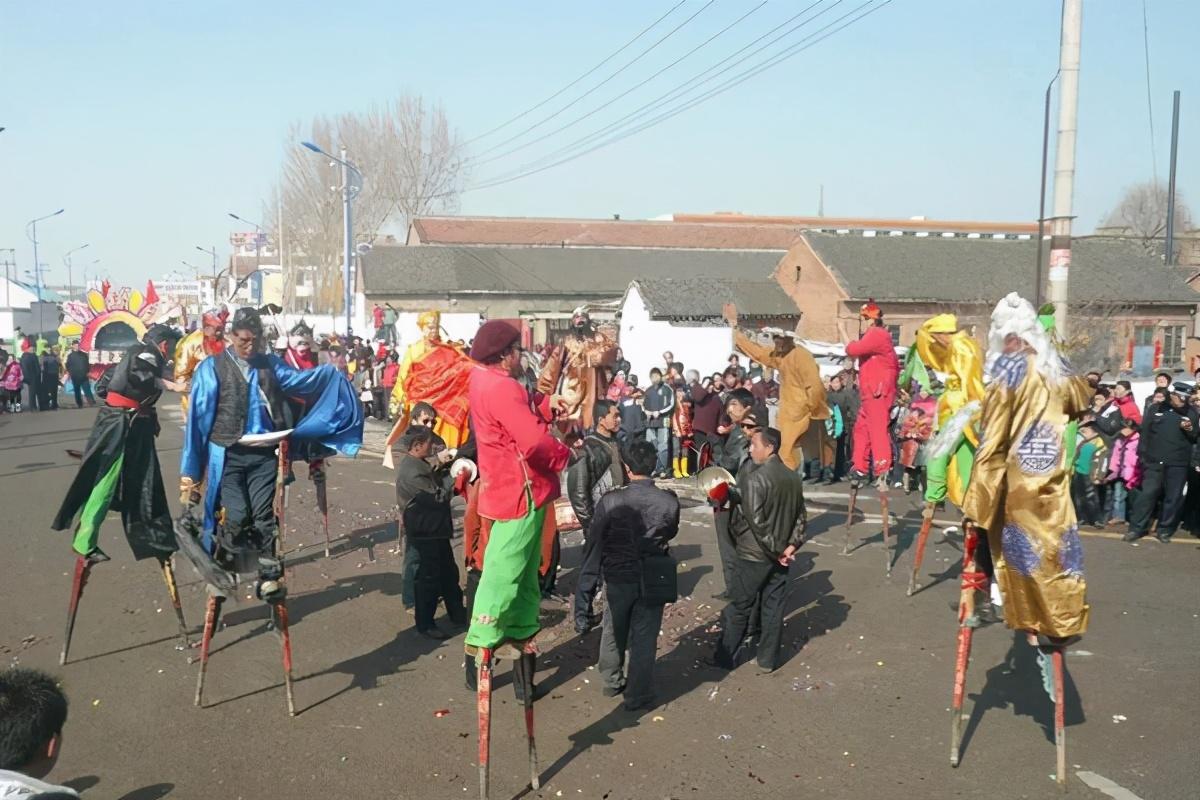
left=844, top=300, right=901, bottom=486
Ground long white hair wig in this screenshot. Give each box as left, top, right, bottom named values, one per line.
left=984, top=292, right=1065, bottom=385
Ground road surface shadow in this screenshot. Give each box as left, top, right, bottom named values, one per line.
left=957, top=630, right=1086, bottom=763
left=118, top=784, right=175, bottom=800
left=297, top=625, right=445, bottom=714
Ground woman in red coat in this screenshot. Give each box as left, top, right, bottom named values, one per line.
left=844, top=301, right=900, bottom=487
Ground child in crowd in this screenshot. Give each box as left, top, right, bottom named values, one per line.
left=898, top=404, right=933, bottom=495
left=671, top=387, right=694, bottom=477
left=1106, top=417, right=1142, bottom=525
left=0, top=667, right=77, bottom=799
left=360, top=375, right=375, bottom=419
left=1072, top=422, right=1107, bottom=528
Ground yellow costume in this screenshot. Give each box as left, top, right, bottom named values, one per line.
left=173, top=328, right=224, bottom=415
left=734, top=330, right=828, bottom=470
left=917, top=315, right=985, bottom=506
left=961, top=294, right=1092, bottom=639
left=385, top=311, right=472, bottom=460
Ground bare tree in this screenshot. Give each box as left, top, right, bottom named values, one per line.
left=1061, top=300, right=1137, bottom=374
left=1101, top=180, right=1193, bottom=245
left=266, top=95, right=467, bottom=314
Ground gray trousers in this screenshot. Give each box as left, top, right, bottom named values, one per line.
left=712, top=509, right=737, bottom=593
left=597, top=581, right=665, bottom=709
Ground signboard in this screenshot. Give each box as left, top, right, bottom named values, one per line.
left=230, top=231, right=269, bottom=248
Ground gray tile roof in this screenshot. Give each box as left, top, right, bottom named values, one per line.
left=633, top=278, right=797, bottom=319
left=804, top=233, right=1196, bottom=305
left=360, top=245, right=783, bottom=296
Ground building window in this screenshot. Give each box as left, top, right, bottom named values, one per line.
left=1133, top=325, right=1155, bottom=347
left=886, top=324, right=900, bottom=344
left=1163, top=324, right=1186, bottom=366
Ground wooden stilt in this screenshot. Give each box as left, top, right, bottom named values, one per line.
left=1052, top=647, right=1067, bottom=789
left=60, top=556, right=93, bottom=665
left=907, top=503, right=935, bottom=596
left=950, top=525, right=983, bottom=767
left=194, top=593, right=224, bottom=707
left=159, top=557, right=190, bottom=649
left=275, top=601, right=296, bottom=717
left=314, top=466, right=331, bottom=558
left=477, top=647, right=494, bottom=800
left=841, top=486, right=859, bottom=555
left=519, top=644, right=540, bottom=790
left=879, top=485, right=892, bottom=577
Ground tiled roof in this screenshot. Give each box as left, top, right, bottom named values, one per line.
left=360, top=245, right=783, bottom=296
left=804, top=233, right=1196, bottom=304
left=633, top=278, right=796, bottom=319
left=676, top=213, right=1039, bottom=234
left=408, top=216, right=798, bottom=250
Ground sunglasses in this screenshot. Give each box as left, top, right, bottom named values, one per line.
left=739, top=421, right=759, bottom=430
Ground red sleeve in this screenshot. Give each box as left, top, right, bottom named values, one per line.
left=497, top=381, right=571, bottom=473
left=845, top=328, right=887, bottom=359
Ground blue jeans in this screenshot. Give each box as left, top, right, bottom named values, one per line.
left=1110, top=480, right=1129, bottom=521
left=645, top=427, right=670, bottom=474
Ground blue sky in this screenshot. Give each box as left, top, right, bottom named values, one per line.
left=1, top=0, right=1196, bottom=286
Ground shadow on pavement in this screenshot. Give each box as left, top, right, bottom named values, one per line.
left=118, top=783, right=175, bottom=799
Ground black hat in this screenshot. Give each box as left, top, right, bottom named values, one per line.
left=290, top=318, right=313, bottom=337
left=230, top=306, right=263, bottom=338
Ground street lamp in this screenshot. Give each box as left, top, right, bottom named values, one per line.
left=300, top=141, right=362, bottom=339
left=25, top=208, right=64, bottom=335
left=195, top=244, right=219, bottom=296
left=228, top=212, right=264, bottom=303
left=82, top=259, right=100, bottom=292
left=63, top=243, right=89, bottom=302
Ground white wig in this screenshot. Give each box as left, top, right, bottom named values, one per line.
left=984, top=292, right=1064, bottom=385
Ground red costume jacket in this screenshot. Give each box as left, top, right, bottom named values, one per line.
left=845, top=326, right=900, bottom=400
left=469, top=364, right=571, bottom=521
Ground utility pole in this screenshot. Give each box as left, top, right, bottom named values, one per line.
left=0, top=249, right=15, bottom=308
left=1046, top=0, right=1082, bottom=335
left=1165, top=90, right=1182, bottom=265
left=341, top=145, right=353, bottom=340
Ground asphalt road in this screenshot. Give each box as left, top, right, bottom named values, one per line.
left=1, top=405, right=1197, bottom=800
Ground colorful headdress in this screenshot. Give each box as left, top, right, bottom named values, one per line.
left=202, top=307, right=229, bottom=329
left=985, top=292, right=1063, bottom=385
left=859, top=299, right=883, bottom=321
left=417, top=310, right=440, bottom=330
left=289, top=319, right=313, bottom=338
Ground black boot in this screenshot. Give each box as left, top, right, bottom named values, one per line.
left=513, top=652, right=547, bottom=703
left=465, top=652, right=477, bottom=692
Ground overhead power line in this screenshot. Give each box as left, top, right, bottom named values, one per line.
left=1140, top=0, right=1158, bottom=182
left=466, top=0, right=895, bottom=195
left=466, top=0, right=717, bottom=163
left=470, top=0, right=770, bottom=169
left=464, top=0, right=687, bottom=146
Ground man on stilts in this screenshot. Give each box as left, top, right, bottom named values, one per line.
left=463, top=320, right=571, bottom=799
left=179, top=307, right=362, bottom=716
left=905, top=314, right=985, bottom=596
left=842, top=300, right=900, bottom=572
left=282, top=319, right=334, bottom=556
left=951, top=293, right=1091, bottom=786
left=51, top=324, right=187, bottom=664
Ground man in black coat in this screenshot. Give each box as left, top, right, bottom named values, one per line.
left=1125, top=385, right=1200, bottom=543
left=712, top=427, right=806, bottom=673
left=710, top=389, right=761, bottom=601
left=65, top=342, right=94, bottom=408
left=567, top=399, right=626, bottom=634
left=19, top=342, right=39, bottom=412
left=39, top=349, right=60, bottom=411
left=592, top=439, right=679, bottom=711
left=395, top=424, right=466, bottom=639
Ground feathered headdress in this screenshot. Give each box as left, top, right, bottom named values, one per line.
left=859, top=298, right=883, bottom=321
left=984, top=292, right=1064, bottom=385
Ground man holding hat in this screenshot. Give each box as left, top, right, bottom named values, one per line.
left=464, top=320, right=571, bottom=652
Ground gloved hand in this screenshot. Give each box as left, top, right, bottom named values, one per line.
left=453, top=471, right=471, bottom=497
left=180, top=477, right=200, bottom=508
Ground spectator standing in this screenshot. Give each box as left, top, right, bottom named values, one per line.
left=0, top=351, right=22, bottom=412
left=380, top=352, right=400, bottom=419
left=19, top=339, right=40, bottom=412
left=39, top=347, right=60, bottom=411
left=64, top=342, right=93, bottom=408
left=0, top=667, right=77, bottom=799
left=613, top=347, right=631, bottom=377
left=1105, top=418, right=1141, bottom=525
left=1071, top=423, right=1105, bottom=528
left=726, top=354, right=747, bottom=380
left=1143, top=372, right=1173, bottom=418
left=592, top=439, right=680, bottom=711
left=712, top=428, right=806, bottom=673
left=709, top=389, right=760, bottom=601
left=1111, top=380, right=1142, bottom=425
left=826, top=373, right=858, bottom=480
left=617, top=377, right=646, bottom=445
left=689, top=371, right=724, bottom=467
left=670, top=386, right=694, bottom=477
left=642, top=368, right=675, bottom=477
left=1125, top=386, right=1198, bottom=543
left=382, top=303, right=398, bottom=344
left=567, top=399, right=627, bottom=634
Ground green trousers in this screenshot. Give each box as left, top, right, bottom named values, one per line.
left=923, top=439, right=974, bottom=506
left=72, top=454, right=124, bottom=557
left=464, top=496, right=547, bottom=649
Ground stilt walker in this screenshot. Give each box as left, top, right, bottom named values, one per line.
left=954, top=294, right=1092, bottom=783
left=282, top=320, right=337, bottom=556
left=842, top=300, right=900, bottom=566
left=180, top=307, right=363, bottom=716
left=904, top=314, right=985, bottom=595
left=51, top=324, right=188, bottom=663
left=462, top=320, right=571, bottom=799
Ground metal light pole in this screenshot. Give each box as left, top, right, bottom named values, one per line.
left=1165, top=90, right=1182, bottom=266
left=301, top=141, right=362, bottom=339
left=63, top=243, right=89, bottom=302
left=228, top=212, right=264, bottom=303
left=26, top=209, right=64, bottom=336
left=196, top=245, right=219, bottom=302
left=1046, top=0, right=1082, bottom=336
left=0, top=248, right=15, bottom=308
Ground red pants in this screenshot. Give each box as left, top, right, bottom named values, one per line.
left=851, top=396, right=894, bottom=477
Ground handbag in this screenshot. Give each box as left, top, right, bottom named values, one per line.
left=639, top=552, right=678, bottom=605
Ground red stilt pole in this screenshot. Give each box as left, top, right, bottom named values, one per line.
left=950, top=525, right=984, bottom=767
left=275, top=601, right=296, bottom=717
left=60, top=556, right=94, bottom=665
left=1053, top=648, right=1067, bottom=788
left=907, top=503, right=935, bottom=595
left=841, top=486, right=859, bottom=556
left=159, top=557, right=190, bottom=649
left=194, top=593, right=224, bottom=707
left=314, top=465, right=331, bottom=558
left=477, top=647, right=493, bottom=800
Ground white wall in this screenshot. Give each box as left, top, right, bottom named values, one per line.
left=618, top=285, right=735, bottom=382
left=393, top=312, right=483, bottom=348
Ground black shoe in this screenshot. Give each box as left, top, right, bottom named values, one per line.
left=418, top=627, right=451, bottom=640
left=700, top=654, right=733, bottom=671
left=602, top=684, right=625, bottom=698
left=848, top=469, right=869, bottom=490
left=84, top=547, right=111, bottom=565
left=622, top=697, right=656, bottom=712
left=1122, top=530, right=1146, bottom=543
left=1155, top=531, right=1173, bottom=544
